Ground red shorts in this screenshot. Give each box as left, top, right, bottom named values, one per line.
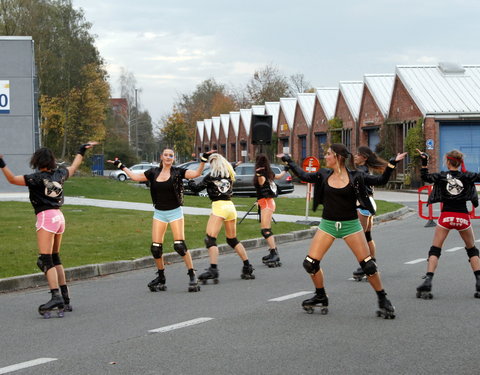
left=36, top=209, right=65, bottom=234
left=258, top=198, right=276, bottom=212
left=437, top=211, right=471, bottom=231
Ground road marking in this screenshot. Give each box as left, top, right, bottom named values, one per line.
left=0, top=358, right=57, bottom=374
left=404, top=258, right=427, bottom=264
left=148, top=317, right=213, bottom=334
left=269, top=291, right=311, bottom=302
left=446, top=246, right=463, bottom=252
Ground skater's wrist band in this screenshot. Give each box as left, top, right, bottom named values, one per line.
left=0, top=158, right=5, bottom=168
left=387, top=163, right=395, bottom=169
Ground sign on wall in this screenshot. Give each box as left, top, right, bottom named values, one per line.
left=0, top=80, right=10, bottom=114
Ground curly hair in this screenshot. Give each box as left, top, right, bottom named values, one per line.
left=30, top=148, right=56, bottom=170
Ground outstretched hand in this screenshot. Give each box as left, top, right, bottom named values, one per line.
left=395, top=152, right=408, bottom=162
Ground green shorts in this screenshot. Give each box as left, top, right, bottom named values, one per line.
left=318, top=218, right=363, bottom=239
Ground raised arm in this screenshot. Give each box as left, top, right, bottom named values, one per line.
left=276, top=153, right=319, bottom=183
left=416, top=149, right=439, bottom=183
left=0, top=155, right=26, bottom=186
left=364, top=152, right=408, bottom=186
left=185, top=150, right=215, bottom=179
left=67, top=142, right=99, bottom=177
left=107, top=158, right=148, bottom=182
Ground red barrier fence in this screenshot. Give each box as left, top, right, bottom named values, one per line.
left=418, top=185, right=480, bottom=220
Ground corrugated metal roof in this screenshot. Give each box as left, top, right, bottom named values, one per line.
left=315, top=87, right=338, bottom=120
left=280, top=98, right=297, bottom=129
left=396, top=64, right=480, bottom=115
left=220, top=114, right=230, bottom=137
left=204, top=119, right=212, bottom=141
left=212, top=116, right=221, bottom=139
left=229, top=111, right=240, bottom=136
left=364, top=74, right=395, bottom=117
left=252, top=105, right=265, bottom=115
left=265, top=102, right=280, bottom=131
left=297, top=93, right=316, bottom=127
left=240, top=108, right=253, bottom=136
left=339, top=81, right=364, bottom=121
left=196, top=121, right=204, bottom=142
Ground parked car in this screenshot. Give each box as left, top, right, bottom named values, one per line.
left=109, top=163, right=158, bottom=181
left=183, top=162, right=294, bottom=197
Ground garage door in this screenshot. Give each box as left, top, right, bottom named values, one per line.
left=439, top=122, right=480, bottom=172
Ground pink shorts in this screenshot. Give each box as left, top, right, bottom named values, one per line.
left=437, top=211, right=471, bottom=231
left=258, top=198, right=276, bottom=212
left=36, top=209, right=65, bottom=234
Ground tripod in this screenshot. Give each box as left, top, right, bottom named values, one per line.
left=239, top=202, right=277, bottom=224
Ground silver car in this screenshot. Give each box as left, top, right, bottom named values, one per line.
left=109, top=163, right=159, bottom=181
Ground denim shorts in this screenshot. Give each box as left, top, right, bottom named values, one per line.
left=357, top=197, right=377, bottom=217
left=153, top=207, right=184, bottom=223
left=318, top=218, right=363, bottom=239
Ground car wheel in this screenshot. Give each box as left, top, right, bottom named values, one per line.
left=118, top=174, right=127, bottom=182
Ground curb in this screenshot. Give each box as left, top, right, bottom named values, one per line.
left=0, top=207, right=409, bottom=293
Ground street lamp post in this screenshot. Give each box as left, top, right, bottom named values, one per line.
left=135, top=88, right=139, bottom=157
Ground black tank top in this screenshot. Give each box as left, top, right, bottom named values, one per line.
left=151, top=177, right=178, bottom=210
left=322, top=181, right=358, bottom=221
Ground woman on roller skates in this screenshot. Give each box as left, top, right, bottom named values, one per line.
left=352, top=146, right=388, bottom=281
left=0, top=142, right=98, bottom=318
left=416, top=149, right=480, bottom=299
left=278, top=144, right=406, bottom=318
left=254, top=153, right=287, bottom=268
left=188, top=153, right=255, bottom=284
left=109, top=148, right=211, bottom=293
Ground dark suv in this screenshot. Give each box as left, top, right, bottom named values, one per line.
left=183, top=162, right=294, bottom=197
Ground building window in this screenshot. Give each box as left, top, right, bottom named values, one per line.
left=221, top=144, right=226, bottom=156
left=367, top=128, right=380, bottom=152
left=316, top=133, right=327, bottom=159
left=342, top=129, right=351, bottom=151
left=299, top=136, right=307, bottom=160
left=230, top=143, right=236, bottom=161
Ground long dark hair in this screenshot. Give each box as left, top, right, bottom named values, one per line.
left=254, top=153, right=274, bottom=186
left=30, top=148, right=56, bottom=170
left=357, top=145, right=387, bottom=173
left=330, top=143, right=354, bottom=169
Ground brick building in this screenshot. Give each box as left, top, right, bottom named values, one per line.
left=219, top=114, right=230, bottom=159
left=277, top=98, right=297, bottom=159
left=335, top=81, right=363, bottom=154
left=227, top=111, right=240, bottom=162
left=293, top=93, right=315, bottom=163
left=312, top=88, right=338, bottom=161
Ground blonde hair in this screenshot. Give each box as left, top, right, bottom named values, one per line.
left=208, top=153, right=236, bottom=182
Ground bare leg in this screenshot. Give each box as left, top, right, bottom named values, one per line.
left=37, top=229, right=59, bottom=290
left=225, top=219, right=249, bottom=260
left=428, top=225, right=451, bottom=273
left=206, top=215, right=225, bottom=264
left=260, top=209, right=276, bottom=249
left=152, top=219, right=168, bottom=270
left=170, top=218, right=194, bottom=269
left=307, top=230, right=335, bottom=289
left=459, top=228, right=480, bottom=272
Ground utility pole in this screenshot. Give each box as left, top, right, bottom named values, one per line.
left=135, top=88, right=138, bottom=157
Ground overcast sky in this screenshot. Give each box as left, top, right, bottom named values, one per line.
left=73, top=0, right=480, bottom=127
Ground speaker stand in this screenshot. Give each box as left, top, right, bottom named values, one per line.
left=239, top=202, right=277, bottom=225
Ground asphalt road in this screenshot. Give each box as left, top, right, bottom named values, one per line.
left=1, top=211, right=479, bottom=375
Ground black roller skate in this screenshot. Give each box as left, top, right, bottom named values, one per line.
left=376, top=293, right=396, bottom=319
left=475, top=274, right=480, bottom=298
left=263, top=248, right=281, bottom=268
left=302, top=292, right=329, bottom=315
left=60, top=285, right=72, bottom=312
left=148, top=270, right=167, bottom=292
left=198, top=267, right=219, bottom=285
left=352, top=267, right=366, bottom=282
left=241, top=264, right=255, bottom=280
left=416, top=274, right=433, bottom=299
left=187, top=269, right=200, bottom=292
left=38, top=290, right=65, bottom=319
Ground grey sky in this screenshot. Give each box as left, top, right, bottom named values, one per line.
left=73, top=0, right=480, bottom=126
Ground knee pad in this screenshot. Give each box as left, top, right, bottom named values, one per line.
left=150, top=242, right=163, bottom=259
left=303, top=256, right=320, bottom=275
left=466, top=246, right=479, bottom=259
left=227, top=237, right=240, bottom=249
left=174, top=240, right=188, bottom=256
left=52, top=253, right=62, bottom=266
left=204, top=235, right=217, bottom=249
left=360, top=256, right=377, bottom=276
left=37, top=254, right=54, bottom=273
left=365, top=231, right=372, bottom=242
left=261, top=228, right=273, bottom=239
left=428, top=246, right=441, bottom=258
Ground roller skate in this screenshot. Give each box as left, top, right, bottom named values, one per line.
left=475, top=274, right=480, bottom=298
left=352, top=267, right=366, bottom=282
left=264, top=248, right=282, bottom=268
left=148, top=270, right=167, bottom=292
left=302, top=292, right=329, bottom=315
left=38, top=290, right=65, bottom=319
left=240, top=264, right=255, bottom=280
left=416, top=274, right=433, bottom=299
left=60, top=285, right=72, bottom=312
left=187, top=269, right=200, bottom=292
left=376, top=293, right=396, bottom=319
left=198, top=267, right=219, bottom=285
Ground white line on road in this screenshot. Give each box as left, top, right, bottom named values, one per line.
left=0, top=358, right=57, bottom=374
left=404, top=258, right=427, bottom=264
left=148, top=317, right=213, bottom=334
left=446, top=247, right=463, bottom=252
left=269, top=291, right=311, bottom=302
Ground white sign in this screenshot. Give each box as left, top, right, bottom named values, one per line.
left=0, top=80, right=10, bottom=114
left=426, top=139, right=434, bottom=150
left=241, top=150, right=247, bottom=156
left=283, top=147, right=290, bottom=154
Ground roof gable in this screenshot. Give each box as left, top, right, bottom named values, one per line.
left=204, top=119, right=212, bottom=141
left=297, top=93, right=316, bottom=127
left=220, top=114, right=230, bottom=137
left=339, top=81, right=364, bottom=121
left=196, top=121, right=204, bottom=142
left=252, top=105, right=265, bottom=115
left=229, top=111, right=240, bottom=136
left=265, top=102, right=280, bottom=131
left=316, top=87, right=338, bottom=119
left=364, top=74, right=395, bottom=117
left=240, top=108, right=253, bottom=136
left=212, top=116, right=221, bottom=139
left=280, top=98, right=297, bottom=129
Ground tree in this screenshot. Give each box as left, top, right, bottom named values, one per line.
left=159, top=108, right=190, bottom=160
left=245, top=64, right=290, bottom=105
left=288, top=73, right=312, bottom=95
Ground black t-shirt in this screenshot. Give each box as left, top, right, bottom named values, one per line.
left=144, top=167, right=186, bottom=210
left=24, top=167, right=69, bottom=214
left=322, top=180, right=358, bottom=221
left=441, top=171, right=469, bottom=213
